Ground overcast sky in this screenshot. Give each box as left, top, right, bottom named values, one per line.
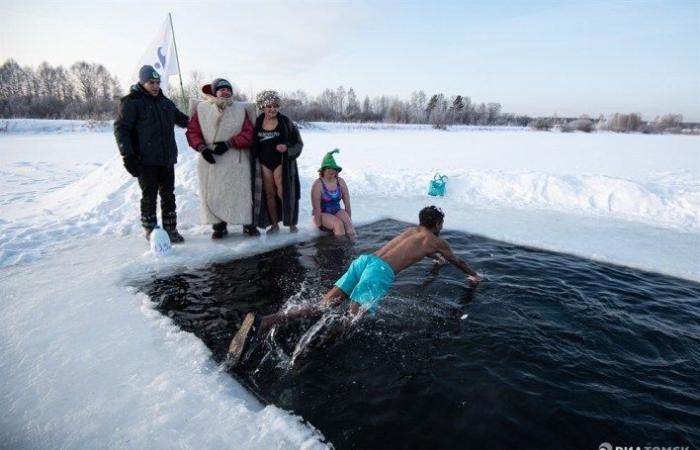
left=2, top=0, right=699, bottom=120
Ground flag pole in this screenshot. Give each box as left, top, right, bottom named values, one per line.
left=168, top=12, right=187, bottom=110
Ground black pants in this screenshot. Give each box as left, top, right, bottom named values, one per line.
left=138, top=165, right=176, bottom=230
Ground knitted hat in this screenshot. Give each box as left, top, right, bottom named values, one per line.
left=212, top=78, right=232, bottom=93
left=138, top=65, right=160, bottom=84
left=256, top=90, right=281, bottom=109
left=320, top=149, right=342, bottom=173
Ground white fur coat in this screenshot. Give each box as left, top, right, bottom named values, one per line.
left=194, top=98, right=256, bottom=225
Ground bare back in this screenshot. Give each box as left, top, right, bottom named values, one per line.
left=374, top=226, right=441, bottom=274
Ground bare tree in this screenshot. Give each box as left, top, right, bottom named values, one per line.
left=654, top=114, right=682, bottom=133
left=601, top=113, right=643, bottom=132
left=317, top=88, right=339, bottom=119
left=362, top=96, right=371, bottom=115
left=408, top=90, right=427, bottom=123
left=385, top=97, right=406, bottom=123
left=335, top=85, right=346, bottom=115
left=0, top=59, right=26, bottom=99
left=184, top=70, right=207, bottom=102
left=345, top=88, right=360, bottom=119
left=70, top=62, right=102, bottom=102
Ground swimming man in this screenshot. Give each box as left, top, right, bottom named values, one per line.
left=229, top=205, right=481, bottom=365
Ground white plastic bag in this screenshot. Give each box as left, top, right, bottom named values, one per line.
left=150, top=225, right=172, bottom=256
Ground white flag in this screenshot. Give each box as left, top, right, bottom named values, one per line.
left=136, top=16, right=178, bottom=97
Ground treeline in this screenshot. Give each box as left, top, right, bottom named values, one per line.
left=275, top=89, right=694, bottom=133
left=274, top=88, right=530, bottom=128
left=184, top=75, right=527, bottom=127
left=189, top=79, right=693, bottom=134
left=529, top=113, right=694, bottom=134
left=0, top=59, right=122, bottom=119
left=2, top=60, right=695, bottom=135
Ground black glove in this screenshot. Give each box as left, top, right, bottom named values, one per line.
left=212, top=141, right=229, bottom=155
left=123, top=156, right=141, bottom=177
left=201, top=148, right=216, bottom=164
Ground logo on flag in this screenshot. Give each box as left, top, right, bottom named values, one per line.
left=136, top=16, right=178, bottom=96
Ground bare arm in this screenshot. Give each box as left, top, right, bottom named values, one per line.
left=435, top=239, right=480, bottom=283
left=311, top=180, right=322, bottom=227
left=425, top=252, right=447, bottom=265
left=339, top=177, right=351, bottom=217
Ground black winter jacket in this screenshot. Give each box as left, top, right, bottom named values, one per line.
left=114, top=84, right=189, bottom=166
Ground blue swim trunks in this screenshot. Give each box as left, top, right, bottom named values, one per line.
left=335, top=254, right=395, bottom=313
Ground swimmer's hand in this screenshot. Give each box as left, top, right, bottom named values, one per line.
left=468, top=274, right=481, bottom=286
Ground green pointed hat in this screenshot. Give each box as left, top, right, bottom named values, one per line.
left=320, top=149, right=342, bottom=173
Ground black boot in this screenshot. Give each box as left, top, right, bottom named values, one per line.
left=162, top=211, right=184, bottom=244
left=212, top=222, right=228, bottom=239
left=141, top=213, right=157, bottom=241
left=166, top=229, right=185, bottom=244
left=243, top=224, right=260, bottom=237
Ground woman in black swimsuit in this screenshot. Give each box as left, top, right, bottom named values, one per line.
left=253, top=90, right=303, bottom=233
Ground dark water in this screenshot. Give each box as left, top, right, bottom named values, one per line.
left=139, top=220, right=700, bottom=450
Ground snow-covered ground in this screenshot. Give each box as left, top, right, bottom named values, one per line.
left=1, top=119, right=698, bottom=448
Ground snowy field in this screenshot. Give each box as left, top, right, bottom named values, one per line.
left=1, top=119, right=698, bottom=449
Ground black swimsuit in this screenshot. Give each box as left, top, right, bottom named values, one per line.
left=257, top=123, right=282, bottom=171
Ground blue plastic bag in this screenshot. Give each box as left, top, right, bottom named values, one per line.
left=428, top=173, right=448, bottom=197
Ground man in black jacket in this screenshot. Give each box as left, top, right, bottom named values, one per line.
left=114, top=65, right=189, bottom=243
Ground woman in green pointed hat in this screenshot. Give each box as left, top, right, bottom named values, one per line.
left=311, top=149, right=355, bottom=237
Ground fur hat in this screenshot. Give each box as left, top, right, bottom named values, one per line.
left=256, top=90, right=281, bottom=109
left=320, top=149, right=342, bottom=173
left=138, top=65, right=161, bottom=84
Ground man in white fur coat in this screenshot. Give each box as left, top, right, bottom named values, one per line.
left=186, top=78, right=259, bottom=238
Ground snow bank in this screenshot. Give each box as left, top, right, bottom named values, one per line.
left=343, top=170, right=699, bottom=230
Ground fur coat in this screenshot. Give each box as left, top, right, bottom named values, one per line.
left=186, top=96, right=257, bottom=225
